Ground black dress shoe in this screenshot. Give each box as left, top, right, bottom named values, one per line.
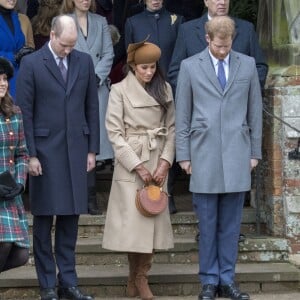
left=40, top=288, right=58, bottom=300
left=199, top=284, right=218, bottom=300
left=168, top=195, right=177, bottom=214
left=219, top=283, right=250, bottom=300
left=57, top=287, right=94, bottom=300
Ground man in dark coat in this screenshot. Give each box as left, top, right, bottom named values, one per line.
left=16, top=15, right=99, bottom=300
left=125, top=0, right=184, bottom=77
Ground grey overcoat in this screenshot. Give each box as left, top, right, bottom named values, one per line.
left=175, top=49, right=262, bottom=194
left=102, top=72, right=175, bottom=253
left=72, top=12, right=114, bottom=160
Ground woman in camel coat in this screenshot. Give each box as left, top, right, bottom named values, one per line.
left=102, top=40, right=175, bottom=300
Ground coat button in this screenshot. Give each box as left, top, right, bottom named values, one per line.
left=9, top=159, right=13, bottom=164
left=9, top=146, right=14, bottom=150
left=9, top=132, right=13, bottom=136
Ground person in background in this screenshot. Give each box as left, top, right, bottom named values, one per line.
left=32, top=0, right=62, bottom=50
left=125, top=0, right=184, bottom=77
left=175, top=16, right=262, bottom=300
left=0, top=0, right=26, bottom=100
left=103, top=40, right=175, bottom=300
left=0, top=57, right=29, bottom=274
left=167, top=0, right=268, bottom=216
left=16, top=15, right=99, bottom=300
left=27, top=0, right=39, bottom=19
left=15, top=0, right=27, bottom=14
left=61, top=0, right=114, bottom=215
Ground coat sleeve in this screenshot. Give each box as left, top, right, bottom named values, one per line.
left=14, top=109, right=29, bottom=187
left=94, top=17, right=114, bottom=85
left=105, top=84, right=142, bottom=172
left=247, top=22, right=268, bottom=89
left=159, top=84, right=175, bottom=165
left=85, top=55, right=100, bottom=153
left=16, top=55, right=36, bottom=157
left=167, top=24, right=187, bottom=91
left=175, top=60, right=193, bottom=162
left=247, top=58, right=263, bottom=159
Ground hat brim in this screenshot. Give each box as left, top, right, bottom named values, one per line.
left=0, top=57, right=14, bottom=79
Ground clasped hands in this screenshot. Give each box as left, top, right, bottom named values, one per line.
left=135, top=159, right=170, bottom=186
left=0, top=183, right=24, bottom=200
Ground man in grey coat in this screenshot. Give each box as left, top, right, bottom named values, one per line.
left=175, top=16, right=262, bottom=300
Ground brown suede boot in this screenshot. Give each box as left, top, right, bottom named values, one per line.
left=126, top=253, right=138, bottom=297
left=135, top=253, right=154, bottom=300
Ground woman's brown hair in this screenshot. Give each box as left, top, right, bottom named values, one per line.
left=61, top=0, right=96, bottom=14
left=0, top=91, right=18, bottom=118
left=127, top=63, right=168, bottom=110
left=32, top=0, right=63, bottom=36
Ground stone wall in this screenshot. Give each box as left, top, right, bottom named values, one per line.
left=263, top=66, right=300, bottom=253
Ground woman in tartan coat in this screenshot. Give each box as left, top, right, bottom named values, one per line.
left=0, top=57, right=29, bottom=273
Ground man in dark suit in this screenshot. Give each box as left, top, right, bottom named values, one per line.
left=16, top=15, right=99, bottom=300
left=176, top=16, right=262, bottom=300
left=167, top=0, right=268, bottom=216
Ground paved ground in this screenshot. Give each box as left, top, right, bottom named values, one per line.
left=101, top=293, right=300, bottom=300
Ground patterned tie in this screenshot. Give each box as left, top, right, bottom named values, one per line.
left=217, top=59, right=226, bottom=90
left=58, top=58, right=67, bottom=83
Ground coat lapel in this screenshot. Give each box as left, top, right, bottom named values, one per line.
left=123, top=72, right=160, bottom=108
left=198, top=49, right=224, bottom=94
left=225, top=51, right=241, bottom=93
left=42, top=45, right=66, bottom=89
left=66, top=51, right=80, bottom=94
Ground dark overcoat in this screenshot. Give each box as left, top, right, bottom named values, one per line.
left=168, top=14, right=268, bottom=89
left=125, top=7, right=184, bottom=76
left=16, top=45, right=99, bottom=215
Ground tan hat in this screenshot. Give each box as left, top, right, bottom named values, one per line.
left=127, top=38, right=161, bottom=66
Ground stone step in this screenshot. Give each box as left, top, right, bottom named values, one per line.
left=0, top=263, right=299, bottom=299
left=26, top=209, right=267, bottom=238
left=25, top=236, right=289, bottom=266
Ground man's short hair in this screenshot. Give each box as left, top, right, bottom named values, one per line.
left=205, top=16, right=235, bottom=40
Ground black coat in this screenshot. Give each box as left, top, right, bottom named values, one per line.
left=125, top=7, right=184, bottom=76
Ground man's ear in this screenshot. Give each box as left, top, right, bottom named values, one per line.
left=205, top=34, right=210, bottom=44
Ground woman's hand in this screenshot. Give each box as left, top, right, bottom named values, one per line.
left=152, top=159, right=170, bottom=187
left=135, top=164, right=152, bottom=185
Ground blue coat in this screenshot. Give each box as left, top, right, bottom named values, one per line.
left=168, top=14, right=268, bottom=90
left=16, top=45, right=100, bottom=215
left=125, top=7, right=184, bottom=76
left=175, top=49, right=262, bottom=193
left=0, top=10, right=25, bottom=100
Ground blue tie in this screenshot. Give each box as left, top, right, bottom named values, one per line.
left=218, top=60, right=226, bottom=90
left=58, top=58, right=67, bottom=83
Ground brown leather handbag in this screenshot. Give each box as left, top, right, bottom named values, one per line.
left=135, top=184, right=168, bottom=217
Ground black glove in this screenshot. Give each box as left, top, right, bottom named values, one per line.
left=0, top=184, right=13, bottom=197
left=15, top=46, right=35, bottom=65
left=3, top=183, right=24, bottom=200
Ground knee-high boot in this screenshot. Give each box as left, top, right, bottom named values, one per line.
left=135, top=253, right=154, bottom=300
left=126, top=253, right=139, bottom=297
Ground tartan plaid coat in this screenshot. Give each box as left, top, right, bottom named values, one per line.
left=0, top=107, right=29, bottom=248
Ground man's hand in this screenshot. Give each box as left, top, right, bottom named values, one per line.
left=87, top=153, right=96, bottom=172
left=179, top=160, right=192, bottom=175
left=29, top=157, right=42, bottom=176
left=135, top=163, right=152, bottom=185
left=251, top=159, right=258, bottom=171
left=152, top=159, right=170, bottom=186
